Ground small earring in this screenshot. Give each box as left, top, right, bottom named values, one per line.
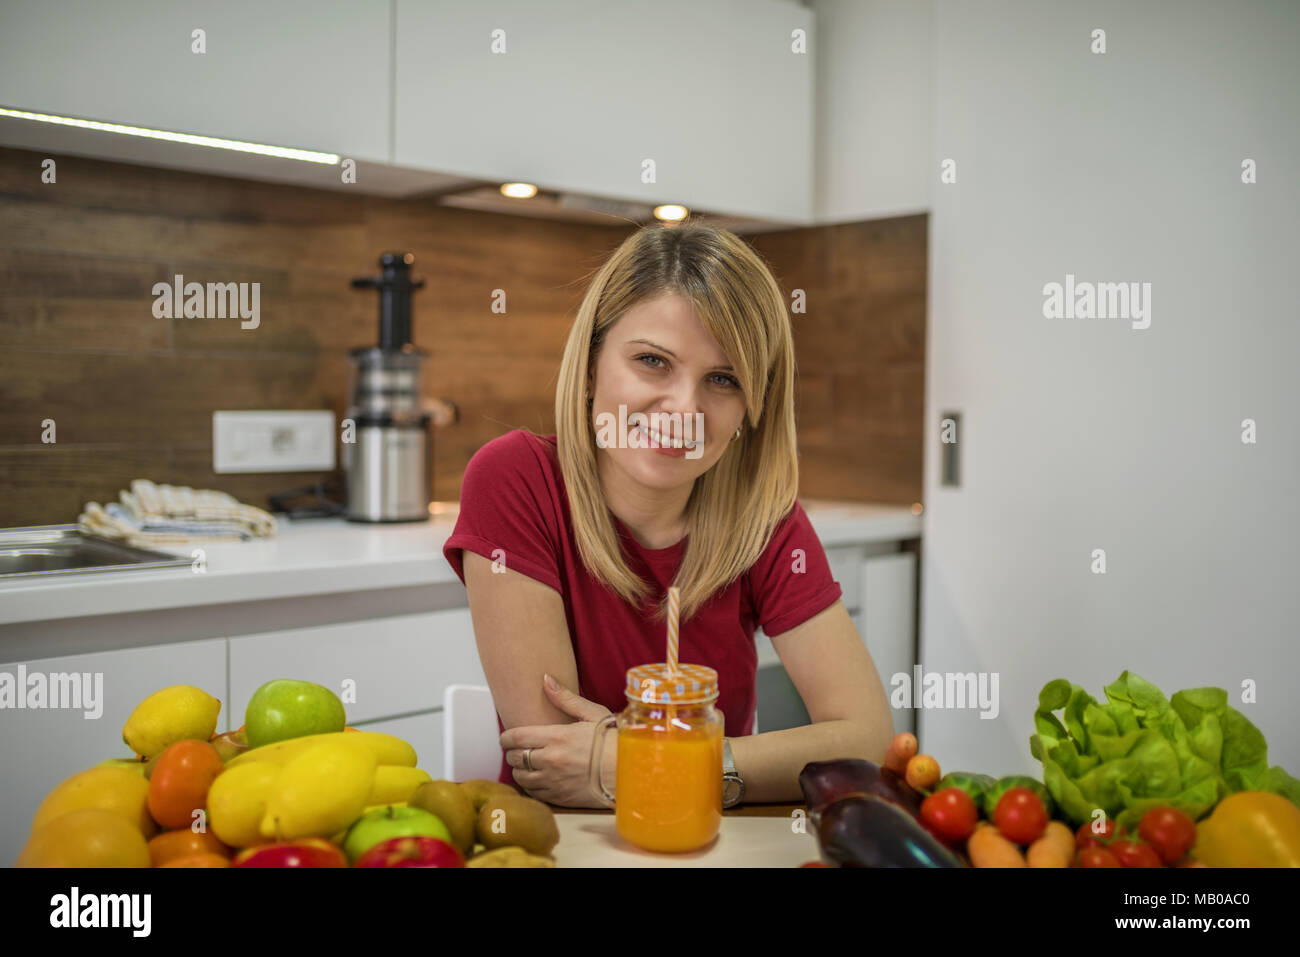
left=733, top=427, right=741, bottom=440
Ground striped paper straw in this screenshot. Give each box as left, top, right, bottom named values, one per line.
left=666, top=586, right=680, bottom=675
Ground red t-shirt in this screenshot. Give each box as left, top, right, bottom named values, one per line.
left=441, top=430, right=843, bottom=786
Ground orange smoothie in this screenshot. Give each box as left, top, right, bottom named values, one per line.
left=614, top=720, right=723, bottom=852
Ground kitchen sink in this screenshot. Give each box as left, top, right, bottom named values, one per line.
left=0, top=525, right=192, bottom=579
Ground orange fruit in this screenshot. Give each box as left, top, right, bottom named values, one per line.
left=147, top=740, right=223, bottom=830
left=17, top=808, right=151, bottom=867
left=159, top=852, right=229, bottom=868
left=31, top=766, right=156, bottom=838
left=147, top=829, right=231, bottom=866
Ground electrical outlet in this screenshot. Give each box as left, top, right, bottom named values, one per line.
left=213, top=411, right=335, bottom=473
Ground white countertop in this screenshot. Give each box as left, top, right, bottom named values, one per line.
left=0, top=499, right=920, bottom=626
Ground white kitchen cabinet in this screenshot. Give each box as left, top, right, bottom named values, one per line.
left=812, top=0, right=934, bottom=223
left=755, top=545, right=917, bottom=737
left=228, top=608, right=486, bottom=731
left=0, top=637, right=228, bottom=867
left=0, top=0, right=392, bottom=162
left=394, top=0, right=814, bottom=223
left=352, top=710, right=445, bottom=784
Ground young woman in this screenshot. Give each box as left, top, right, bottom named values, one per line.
left=442, top=221, right=893, bottom=808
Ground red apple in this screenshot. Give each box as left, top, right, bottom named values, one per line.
left=232, top=838, right=347, bottom=868
left=354, top=836, right=464, bottom=868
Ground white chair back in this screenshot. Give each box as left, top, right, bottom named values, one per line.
left=442, top=684, right=504, bottom=782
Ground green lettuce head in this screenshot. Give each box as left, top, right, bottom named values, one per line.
left=1028, top=671, right=1300, bottom=832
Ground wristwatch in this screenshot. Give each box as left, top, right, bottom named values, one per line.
left=722, top=737, right=745, bottom=808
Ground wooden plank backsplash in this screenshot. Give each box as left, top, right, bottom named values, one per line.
left=0, top=146, right=925, bottom=527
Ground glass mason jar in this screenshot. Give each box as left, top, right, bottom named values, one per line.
left=588, top=662, right=724, bottom=853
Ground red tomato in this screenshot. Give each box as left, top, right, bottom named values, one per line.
left=920, top=787, right=979, bottom=844
left=1110, top=840, right=1163, bottom=868
left=993, top=788, right=1048, bottom=845
left=1137, top=806, right=1197, bottom=864
left=1076, top=846, right=1121, bottom=868
left=1075, top=818, right=1117, bottom=850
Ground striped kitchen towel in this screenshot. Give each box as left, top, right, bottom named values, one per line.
left=78, top=479, right=277, bottom=546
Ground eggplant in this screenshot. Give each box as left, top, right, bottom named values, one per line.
left=817, top=794, right=964, bottom=868
left=799, top=758, right=925, bottom=821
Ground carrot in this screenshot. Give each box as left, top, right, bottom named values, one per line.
left=1040, top=821, right=1075, bottom=859
left=883, top=733, right=918, bottom=774
left=967, top=822, right=1027, bottom=867
left=1026, top=836, right=1072, bottom=868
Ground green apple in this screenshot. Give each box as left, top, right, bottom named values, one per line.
left=95, top=758, right=148, bottom=777
left=244, top=678, right=346, bottom=749
left=343, top=806, right=452, bottom=864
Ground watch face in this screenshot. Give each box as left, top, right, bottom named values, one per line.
left=722, top=778, right=742, bottom=806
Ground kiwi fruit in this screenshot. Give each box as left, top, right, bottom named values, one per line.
left=458, top=778, right=520, bottom=812
left=476, top=794, right=560, bottom=856
left=466, top=846, right=555, bottom=868
left=408, top=780, right=476, bottom=855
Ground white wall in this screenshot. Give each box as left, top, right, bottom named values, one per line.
left=918, top=0, right=1300, bottom=777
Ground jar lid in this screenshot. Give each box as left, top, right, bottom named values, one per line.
left=625, top=662, right=718, bottom=705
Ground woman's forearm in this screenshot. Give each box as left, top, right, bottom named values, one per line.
left=728, top=719, right=895, bottom=804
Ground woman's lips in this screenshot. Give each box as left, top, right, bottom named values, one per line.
left=635, top=422, right=696, bottom=458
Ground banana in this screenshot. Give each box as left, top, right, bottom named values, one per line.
left=260, top=739, right=377, bottom=841
left=367, top=766, right=432, bottom=806
left=226, top=730, right=416, bottom=770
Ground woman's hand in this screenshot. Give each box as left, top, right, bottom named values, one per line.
left=499, top=674, right=615, bottom=808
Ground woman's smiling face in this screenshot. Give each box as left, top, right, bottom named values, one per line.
left=589, top=293, right=747, bottom=493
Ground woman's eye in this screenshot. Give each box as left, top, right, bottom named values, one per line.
left=637, top=354, right=737, bottom=389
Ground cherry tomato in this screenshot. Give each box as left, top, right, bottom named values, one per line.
left=1110, top=839, right=1164, bottom=868
left=905, top=754, right=941, bottom=791
left=1075, top=818, right=1117, bottom=850
left=1076, top=846, right=1121, bottom=867
left=993, top=788, right=1048, bottom=845
left=920, top=787, right=979, bottom=844
left=1137, top=806, right=1197, bottom=864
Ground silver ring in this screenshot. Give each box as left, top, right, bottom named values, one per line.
left=522, top=747, right=534, bottom=771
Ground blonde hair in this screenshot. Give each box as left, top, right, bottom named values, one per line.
left=542, top=220, right=799, bottom=625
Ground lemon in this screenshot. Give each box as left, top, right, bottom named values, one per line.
left=122, top=685, right=221, bottom=759
left=31, top=765, right=156, bottom=838
left=17, top=808, right=151, bottom=867
left=207, top=762, right=282, bottom=848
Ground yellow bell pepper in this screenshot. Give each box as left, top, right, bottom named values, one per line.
left=1193, top=792, right=1300, bottom=867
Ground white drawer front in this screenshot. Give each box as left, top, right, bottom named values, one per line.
left=229, top=608, right=484, bottom=728
left=0, top=638, right=227, bottom=868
